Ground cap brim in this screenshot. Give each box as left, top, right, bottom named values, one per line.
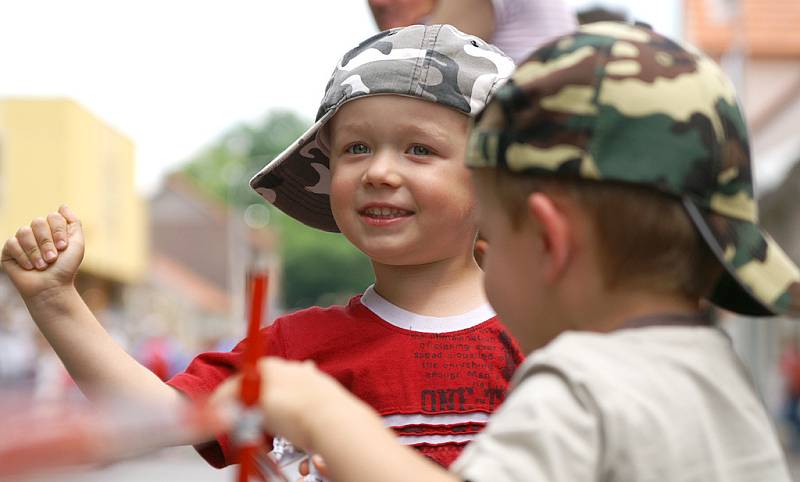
left=249, top=109, right=340, bottom=232
left=683, top=199, right=800, bottom=317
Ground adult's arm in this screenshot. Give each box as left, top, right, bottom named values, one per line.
left=429, top=0, right=496, bottom=42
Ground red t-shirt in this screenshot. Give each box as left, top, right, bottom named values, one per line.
left=167, top=287, right=524, bottom=468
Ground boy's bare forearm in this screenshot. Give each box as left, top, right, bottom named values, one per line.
left=310, top=397, right=460, bottom=482
left=23, top=285, right=181, bottom=407
left=213, top=359, right=460, bottom=482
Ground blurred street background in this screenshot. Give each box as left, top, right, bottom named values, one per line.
left=1, top=0, right=800, bottom=479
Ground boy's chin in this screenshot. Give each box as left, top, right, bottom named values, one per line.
left=360, top=242, right=447, bottom=267
left=364, top=249, right=429, bottom=267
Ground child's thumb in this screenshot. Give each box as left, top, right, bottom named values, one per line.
left=59, top=205, right=83, bottom=239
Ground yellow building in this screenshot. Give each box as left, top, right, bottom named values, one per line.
left=0, top=98, right=147, bottom=283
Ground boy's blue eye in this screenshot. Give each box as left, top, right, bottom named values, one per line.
left=409, top=145, right=430, bottom=156
left=347, top=143, right=370, bottom=155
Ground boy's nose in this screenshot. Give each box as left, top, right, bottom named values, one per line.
left=362, top=151, right=402, bottom=188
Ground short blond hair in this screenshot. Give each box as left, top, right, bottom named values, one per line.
left=474, top=168, right=723, bottom=300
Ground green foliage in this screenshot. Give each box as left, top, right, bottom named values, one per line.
left=275, top=210, right=374, bottom=309
left=181, top=110, right=374, bottom=309
left=183, top=110, right=309, bottom=208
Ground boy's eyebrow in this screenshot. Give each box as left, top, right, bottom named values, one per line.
left=330, top=120, right=372, bottom=137
left=401, top=122, right=454, bottom=144
left=331, top=120, right=457, bottom=144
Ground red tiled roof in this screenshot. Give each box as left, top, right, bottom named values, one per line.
left=151, top=254, right=231, bottom=313
left=685, top=0, right=800, bottom=57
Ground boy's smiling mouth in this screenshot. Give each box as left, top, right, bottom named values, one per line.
left=358, top=203, right=415, bottom=225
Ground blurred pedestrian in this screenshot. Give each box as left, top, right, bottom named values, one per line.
left=367, top=0, right=577, bottom=63
left=781, top=341, right=800, bottom=450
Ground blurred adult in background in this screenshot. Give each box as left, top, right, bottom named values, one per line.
left=367, top=0, right=577, bottom=63
left=781, top=341, right=800, bottom=450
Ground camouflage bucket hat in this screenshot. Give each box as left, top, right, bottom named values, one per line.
left=467, top=21, right=800, bottom=318
left=250, top=24, right=514, bottom=232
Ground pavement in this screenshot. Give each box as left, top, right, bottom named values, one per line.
left=11, top=446, right=234, bottom=482
left=9, top=444, right=800, bottom=481
left=11, top=445, right=310, bottom=482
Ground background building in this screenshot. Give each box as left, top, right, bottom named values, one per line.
left=0, top=98, right=278, bottom=389
left=0, top=98, right=147, bottom=391
left=685, top=0, right=800, bottom=420
left=134, top=172, right=279, bottom=357
left=0, top=98, right=147, bottom=283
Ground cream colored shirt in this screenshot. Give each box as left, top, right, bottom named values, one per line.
left=452, top=326, right=791, bottom=482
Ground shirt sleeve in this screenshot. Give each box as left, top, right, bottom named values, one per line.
left=166, top=320, right=287, bottom=468
left=450, top=370, right=601, bottom=482
left=488, top=0, right=507, bottom=25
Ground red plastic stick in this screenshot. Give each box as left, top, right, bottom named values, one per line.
left=242, top=272, right=267, bottom=405
left=237, top=272, right=268, bottom=482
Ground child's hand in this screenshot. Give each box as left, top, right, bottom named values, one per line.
left=213, top=358, right=451, bottom=482
left=1, top=205, right=85, bottom=300
left=298, top=454, right=329, bottom=481
left=211, top=357, right=360, bottom=452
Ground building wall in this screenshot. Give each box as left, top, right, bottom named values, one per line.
left=683, top=0, right=800, bottom=419
left=685, top=0, right=800, bottom=57
left=150, top=185, right=233, bottom=291
left=146, top=174, right=281, bottom=344
left=742, top=60, right=800, bottom=125
left=0, top=98, right=147, bottom=283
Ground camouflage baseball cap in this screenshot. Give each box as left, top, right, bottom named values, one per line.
left=467, top=21, right=800, bottom=318
left=250, top=24, right=514, bottom=232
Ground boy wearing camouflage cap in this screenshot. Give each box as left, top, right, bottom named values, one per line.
left=181, top=24, right=524, bottom=469
left=2, top=24, right=522, bottom=471
left=211, top=22, right=796, bottom=481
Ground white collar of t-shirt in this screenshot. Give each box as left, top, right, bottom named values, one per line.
left=360, top=284, right=495, bottom=334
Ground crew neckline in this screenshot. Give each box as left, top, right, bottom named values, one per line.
left=360, top=285, right=495, bottom=334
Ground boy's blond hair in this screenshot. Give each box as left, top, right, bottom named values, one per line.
left=475, top=168, right=722, bottom=299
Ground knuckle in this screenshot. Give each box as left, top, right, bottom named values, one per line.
left=2, top=238, right=14, bottom=254
left=16, top=226, right=32, bottom=238
left=31, top=217, right=47, bottom=228
left=38, top=231, right=53, bottom=242
left=24, top=244, right=41, bottom=257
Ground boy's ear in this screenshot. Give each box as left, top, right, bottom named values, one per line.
left=526, top=192, right=570, bottom=283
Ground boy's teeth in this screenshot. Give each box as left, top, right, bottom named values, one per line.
left=365, top=207, right=408, bottom=217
